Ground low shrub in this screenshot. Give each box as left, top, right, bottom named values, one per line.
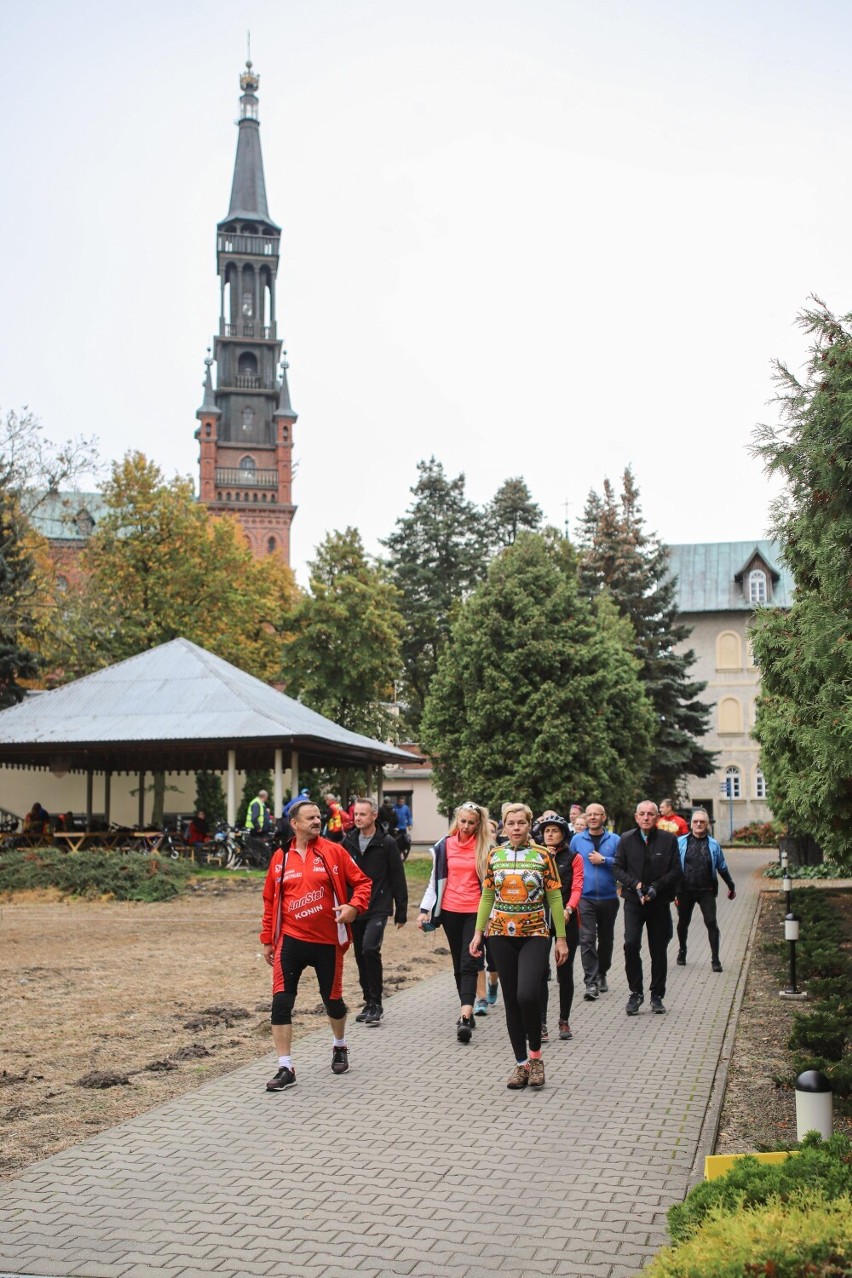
left=733, top=819, right=785, bottom=846
left=0, top=848, right=193, bottom=902
left=666, top=1133, right=852, bottom=1245
left=764, top=861, right=848, bottom=879
left=648, top=1190, right=852, bottom=1276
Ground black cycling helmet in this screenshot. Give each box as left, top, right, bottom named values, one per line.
left=538, top=814, right=571, bottom=841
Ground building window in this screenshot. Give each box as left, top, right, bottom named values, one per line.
left=267, top=536, right=276, bottom=554
left=749, top=569, right=768, bottom=604
left=724, top=766, right=742, bottom=799
left=755, top=769, right=767, bottom=800
left=718, top=697, right=743, bottom=734
left=717, top=631, right=742, bottom=670
left=239, top=455, right=256, bottom=473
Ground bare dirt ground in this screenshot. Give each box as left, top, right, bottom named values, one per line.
left=0, top=874, right=449, bottom=1180
left=3, top=876, right=849, bottom=1181
left=715, top=886, right=852, bottom=1154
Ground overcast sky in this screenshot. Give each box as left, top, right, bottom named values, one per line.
left=2, top=0, right=850, bottom=581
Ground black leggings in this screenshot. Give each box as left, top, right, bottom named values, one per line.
left=440, top=909, right=482, bottom=1008
left=488, top=936, right=551, bottom=1060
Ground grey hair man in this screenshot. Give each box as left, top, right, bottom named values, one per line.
left=675, top=809, right=736, bottom=973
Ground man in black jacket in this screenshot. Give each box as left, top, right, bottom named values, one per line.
left=343, top=798, right=408, bottom=1026
left=613, top=800, right=682, bottom=1016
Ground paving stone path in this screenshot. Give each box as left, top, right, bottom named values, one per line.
left=1, top=849, right=767, bottom=1278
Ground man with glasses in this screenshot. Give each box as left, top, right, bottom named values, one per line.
left=613, top=801, right=681, bottom=1015
left=675, top=809, right=736, bottom=972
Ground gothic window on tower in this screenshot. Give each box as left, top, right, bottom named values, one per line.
left=239, top=455, right=256, bottom=473
left=267, top=536, right=276, bottom=554
left=242, top=406, right=255, bottom=433
left=242, top=290, right=253, bottom=318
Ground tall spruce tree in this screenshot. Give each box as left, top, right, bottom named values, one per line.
left=484, top=477, right=543, bottom=549
left=383, top=458, right=485, bottom=729
left=577, top=467, right=714, bottom=797
left=750, top=299, right=852, bottom=865
left=420, top=530, right=654, bottom=820
left=284, top=528, right=404, bottom=740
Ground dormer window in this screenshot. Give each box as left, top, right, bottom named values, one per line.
left=749, top=569, right=768, bottom=604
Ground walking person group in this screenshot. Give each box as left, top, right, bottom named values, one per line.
left=257, top=794, right=736, bottom=1092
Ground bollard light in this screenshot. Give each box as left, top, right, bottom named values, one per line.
left=782, top=875, right=792, bottom=893
left=784, top=913, right=800, bottom=941
left=795, top=1070, right=833, bottom=1140
left=780, top=911, right=807, bottom=999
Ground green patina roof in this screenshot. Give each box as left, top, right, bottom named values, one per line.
left=668, top=540, right=795, bottom=612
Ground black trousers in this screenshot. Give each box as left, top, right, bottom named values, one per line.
left=622, top=898, right=672, bottom=1000
left=351, top=915, right=387, bottom=1006
left=579, top=896, right=620, bottom=987
left=677, top=890, right=720, bottom=960
left=540, top=917, right=579, bottom=1022
left=440, top=910, right=482, bottom=1007
left=489, top=936, right=551, bottom=1060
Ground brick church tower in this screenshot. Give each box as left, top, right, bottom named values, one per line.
left=195, top=60, right=297, bottom=563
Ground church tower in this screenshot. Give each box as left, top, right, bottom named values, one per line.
left=196, top=60, right=297, bottom=563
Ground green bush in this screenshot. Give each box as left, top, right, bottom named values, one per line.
left=667, top=1133, right=852, bottom=1245
left=733, top=819, right=786, bottom=846
left=789, top=1004, right=849, bottom=1061
left=0, top=848, right=193, bottom=902
left=648, top=1190, right=852, bottom=1276
left=764, top=861, right=848, bottom=878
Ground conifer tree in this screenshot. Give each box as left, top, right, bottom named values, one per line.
left=750, top=298, right=852, bottom=865
left=383, top=458, right=485, bottom=728
left=577, top=467, right=714, bottom=796
left=484, top=477, right=543, bottom=549
left=420, top=531, right=654, bottom=820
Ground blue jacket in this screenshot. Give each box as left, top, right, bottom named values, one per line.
left=571, top=829, right=621, bottom=902
left=677, top=835, right=735, bottom=893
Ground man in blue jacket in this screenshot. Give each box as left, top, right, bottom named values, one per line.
left=676, top=809, right=736, bottom=973
left=571, top=802, right=621, bottom=1000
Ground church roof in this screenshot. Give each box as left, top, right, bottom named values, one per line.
left=25, top=491, right=106, bottom=543
left=0, top=638, right=415, bottom=773
left=221, top=63, right=280, bottom=230
left=668, top=540, right=795, bottom=612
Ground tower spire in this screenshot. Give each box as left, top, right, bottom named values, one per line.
left=226, top=57, right=277, bottom=225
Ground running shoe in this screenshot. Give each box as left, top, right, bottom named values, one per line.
left=676, top=950, right=686, bottom=966
left=355, top=1005, right=371, bottom=1022
left=528, top=1058, right=545, bottom=1088
left=456, top=1015, right=474, bottom=1044
left=266, top=1066, right=296, bottom=1091
left=506, top=1063, right=529, bottom=1089
left=584, top=983, right=599, bottom=1001
left=626, top=992, right=644, bottom=1016
left=558, top=1020, right=573, bottom=1040
left=364, top=1004, right=383, bottom=1026
left=540, top=1023, right=550, bottom=1043
left=711, top=959, right=723, bottom=973
left=474, top=998, right=489, bottom=1016
left=597, top=975, right=609, bottom=993
left=486, top=982, right=499, bottom=1006
left=331, top=1045, right=350, bottom=1074
left=650, top=996, right=666, bottom=1014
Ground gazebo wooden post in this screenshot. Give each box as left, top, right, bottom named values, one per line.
left=290, top=749, right=299, bottom=798
left=138, top=771, right=145, bottom=829
left=104, top=771, right=111, bottom=826
left=366, top=765, right=373, bottom=800
left=86, top=769, right=94, bottom=831
left=226, top=750, right=237, bottom=827
left=273, top=748, right=283, bottom=817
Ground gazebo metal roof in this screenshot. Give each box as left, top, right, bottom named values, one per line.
left=0, top=639, right=413, bottom=775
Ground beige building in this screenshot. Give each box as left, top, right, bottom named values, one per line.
left=668, top=541, right=794, bottom=838
left=382, top=744, right=446, bottom=851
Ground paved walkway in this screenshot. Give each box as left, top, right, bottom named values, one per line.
left=1, top=850, right=766, bottom=1278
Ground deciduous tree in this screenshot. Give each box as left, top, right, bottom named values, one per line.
left=577, top=467, right=714, bottom=797
left=750, top=298, right=852, bottom=865
left=420, top=530, right=654, bottom=820
left=284, top=527, right=404, bottom=740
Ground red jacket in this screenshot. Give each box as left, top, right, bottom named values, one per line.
left=259, top=835, right=373, bottom=953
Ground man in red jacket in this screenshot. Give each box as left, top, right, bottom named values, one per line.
left=260, top=800, right=372, bottom=1091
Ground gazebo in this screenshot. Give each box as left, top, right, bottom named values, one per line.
left=0, top=639, right=414, bottom=826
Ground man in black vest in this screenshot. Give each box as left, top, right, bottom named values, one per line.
left=613, top=800, right=682, bottom=1016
